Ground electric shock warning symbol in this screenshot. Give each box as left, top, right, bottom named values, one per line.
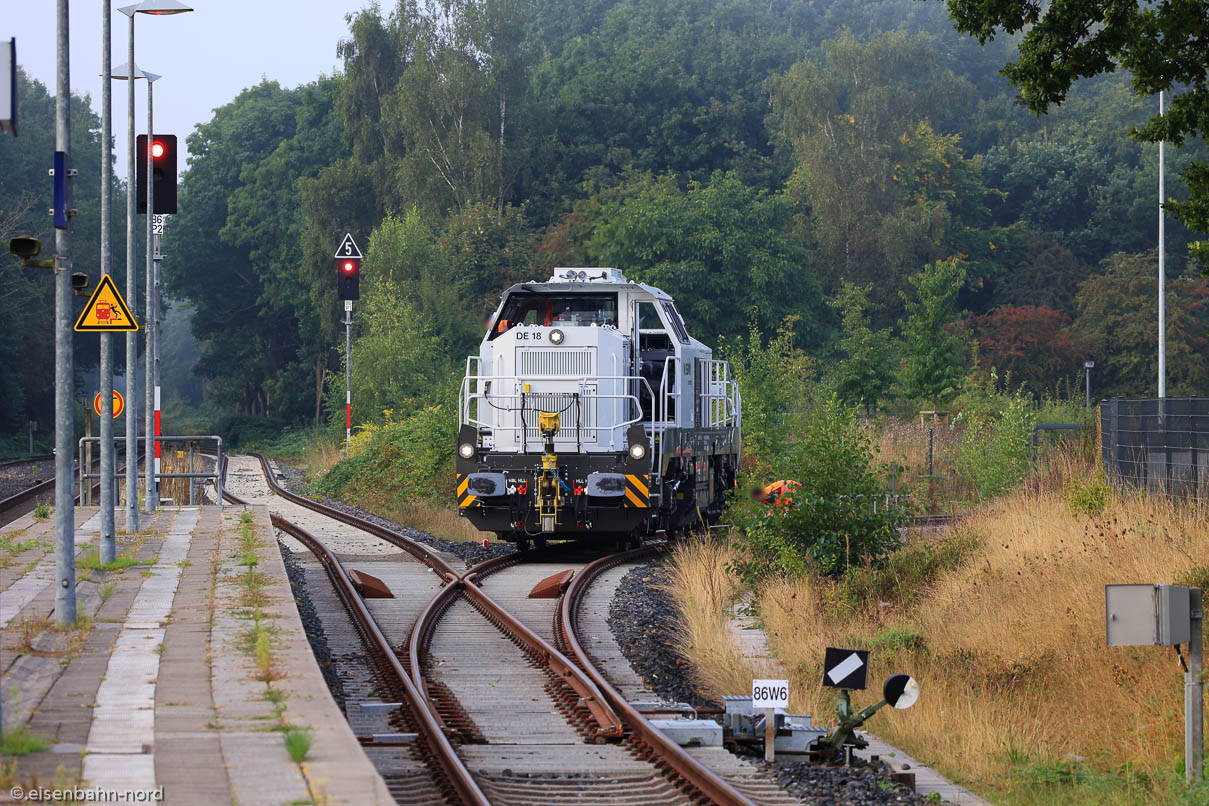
left=74, top=275, right=138, bottom=332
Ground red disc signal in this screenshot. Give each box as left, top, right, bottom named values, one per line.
left=151, top=141, right=165, bottom=158
left=343, top=261, right=355, bottom=272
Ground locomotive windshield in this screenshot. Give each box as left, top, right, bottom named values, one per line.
left=490, top=292, right=618, bottom=339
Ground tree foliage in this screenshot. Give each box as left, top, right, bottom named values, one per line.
left=898, top=258, right=967, bottom=407
left=946, top=0, right=1209, bottom=267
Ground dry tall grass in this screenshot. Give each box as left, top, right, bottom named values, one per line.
left=671, top=490, right=1209, bottom=804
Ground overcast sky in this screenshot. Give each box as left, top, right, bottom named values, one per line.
left=9, top=1, right=370, bottom=182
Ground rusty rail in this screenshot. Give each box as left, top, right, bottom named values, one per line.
left=557, top=544, right=759, bottom=806
left=268, top=513, right=488, bottom=806
left=247, top=453, right=460, bottom=578
left=223, top=458, right=487, bottom=805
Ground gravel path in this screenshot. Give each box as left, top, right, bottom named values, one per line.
left=275, top=464, right=515, bottom=567
left=608, top=560, right=931, bottom=806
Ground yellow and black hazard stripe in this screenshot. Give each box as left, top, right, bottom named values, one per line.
left=456, top=473, right=479, bottom=508
left=621, top=473, right=650, bottom=508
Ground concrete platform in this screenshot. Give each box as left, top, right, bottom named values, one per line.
left=0, top=504, right=392, bottom=806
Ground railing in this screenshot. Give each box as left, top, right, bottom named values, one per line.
left=700, top=358, right=741, bottom=428
left=460, top=373, right=657, bottom=454
left=78, top=435, right=223, bottom=506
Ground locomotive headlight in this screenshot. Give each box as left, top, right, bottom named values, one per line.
left=458, top=442, right=476, bottom=459
left=629, top=442, right=647, bottom=460
left=548, top=328, right=565, bottom=345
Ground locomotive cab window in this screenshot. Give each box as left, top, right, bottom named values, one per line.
left=490, top=292, right=617, bottom=339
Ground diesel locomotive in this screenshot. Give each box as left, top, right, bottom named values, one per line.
left=456, top=268, right=742, bottom=549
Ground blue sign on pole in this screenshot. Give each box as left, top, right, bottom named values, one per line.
left=53, top=150, right=72, bottom=229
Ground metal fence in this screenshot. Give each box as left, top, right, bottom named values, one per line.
left=1100, top=398, right=1209, bottom=498
left=78, top=435, right=223, bottom=506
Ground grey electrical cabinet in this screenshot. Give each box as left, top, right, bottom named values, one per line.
left=1106, top=584, right=1192, bottom=647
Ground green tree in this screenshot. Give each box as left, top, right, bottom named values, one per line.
left=832, top=283, right=896, bottom=413
left=724, top=321, right=813, bottom=466
left=1072, top=250, right=1209, bottom=398
left=581, top=171, right=828, bottom=346
left=0, top=70, right=115, bottom=433
left=898, top=257, right=967, bottom=407
left=945, top=0, right=1209, bottom=267
left=768, top=30, right=994, bottom=311
left=330, top=276, right=445, bottom=425
left=163, top=81, right=302, bottom=416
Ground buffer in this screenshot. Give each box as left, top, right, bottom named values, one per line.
left=74, top=274, right=138, bottom=332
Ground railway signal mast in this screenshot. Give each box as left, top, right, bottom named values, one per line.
left=335, top=233, right=362, bottom=449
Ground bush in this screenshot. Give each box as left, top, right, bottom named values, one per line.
left=723, top=319, right=812, bottom=466
left=728, top=396, right=911, bottom=583
left=1066, top=474, right=1111, bottom=516
left=314, top=391, right=458, bottom=506
left=956, top=388, right=1034, bottom=499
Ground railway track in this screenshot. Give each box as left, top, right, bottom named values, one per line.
left=0, top=451, right=143, bottom=525
left=228, top=454, right=803, bottom=805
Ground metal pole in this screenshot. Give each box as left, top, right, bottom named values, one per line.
left=1159, top=91, right=1167, bottom=399
left=124, top=10, right=138, bottom=533
left=53, top=0, right=77, bottom=627
left=144, top=75, right=156, bottom=511
left=1188, top=587, right=1204, bottom=783
left=345, top=300, right=352, bottom=449
left=153, top=230, right=161, bottom=504
left=99, top=0, right=116, bottom=565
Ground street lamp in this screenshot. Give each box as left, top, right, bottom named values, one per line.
left=1084, top=360, right=1095, bottom=408
left=110, top=55, right=144, bottom=533
left=116, top=0, right=192, bottom=523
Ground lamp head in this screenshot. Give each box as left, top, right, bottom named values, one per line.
left=135, top=0, right=194, bottom=14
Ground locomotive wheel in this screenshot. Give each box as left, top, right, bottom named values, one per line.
left=517, top=537, right=531, bottom=552
left=534, top=537, right=547, bottom=550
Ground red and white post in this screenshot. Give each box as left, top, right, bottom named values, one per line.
left=345, top=298, right=352, bottom=449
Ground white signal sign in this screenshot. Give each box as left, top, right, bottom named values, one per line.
left=751, top=679, right=789, bottom=709
left=334, top=232, right=362, bottom=259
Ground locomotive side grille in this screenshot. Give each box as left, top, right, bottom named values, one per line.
left=517, top=348, right=595, bottom=378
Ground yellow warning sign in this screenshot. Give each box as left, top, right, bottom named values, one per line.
left=74, top=274, right=138, bottom=332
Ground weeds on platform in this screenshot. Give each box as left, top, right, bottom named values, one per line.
left=32, top=501, right=50, bottom=521
left=0, top=725, right=49, bottom=756
left=77, top=547, right=141, bottom=573
left=283, top=727, right=313, bottom=763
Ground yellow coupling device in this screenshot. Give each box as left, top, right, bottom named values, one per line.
left=536, top=411, right=561, bottom=532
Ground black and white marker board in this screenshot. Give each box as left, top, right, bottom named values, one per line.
left=822, top=647, right=869, bottom=690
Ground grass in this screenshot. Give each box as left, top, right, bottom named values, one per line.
left=32, top=500, right=50, bottom=521
left=671, top=459, right=1209, bottom=805
left=76, top=546, right=142, bottom=572
left=283, top=727, right=313, bottom=763
left=0, top=725, right=50, bottom=756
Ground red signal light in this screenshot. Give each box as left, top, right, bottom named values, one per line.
left=151, top=141, right=165, bottom=159
left=343, top=261, right=355, bottom=273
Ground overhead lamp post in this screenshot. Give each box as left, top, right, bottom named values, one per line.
left=111, top=45, right=143, bottom=533
left=1084, top=360, right=1094, bottom=408
left=116, top=0, right=193, bottom=526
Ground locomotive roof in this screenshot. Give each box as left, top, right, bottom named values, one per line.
left=501, top=268, right=672, bottom=302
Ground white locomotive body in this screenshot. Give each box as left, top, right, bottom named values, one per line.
left=456, top=268, right=741, bottom=548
